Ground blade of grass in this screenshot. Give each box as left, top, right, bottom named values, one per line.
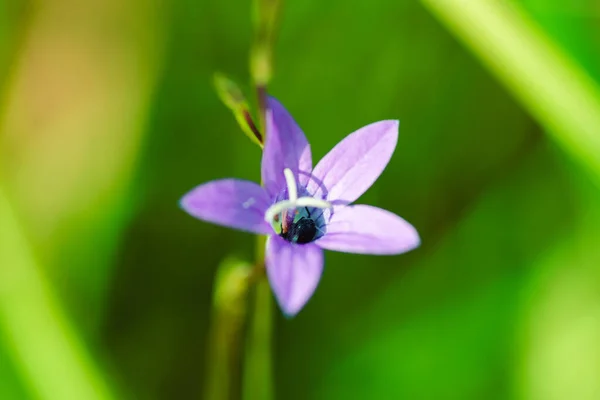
left=421, top=0, right=600, bottom=185
left=0, top=187, right=115, bottom=400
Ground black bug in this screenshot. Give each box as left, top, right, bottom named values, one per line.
left=280, top=207, right=318, bottom=244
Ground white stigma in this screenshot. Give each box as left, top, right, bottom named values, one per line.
left=264, top=168, right=332, bottom=224
left=283, top=168, right=298, bottom=202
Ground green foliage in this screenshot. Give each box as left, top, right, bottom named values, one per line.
left=422, top=0, right=600, bottom=185
left=0, top=0, right=598, bottom=399
left=205, top=257, right=253, bottom=400
left=0, top=188, right=115, bottom=400
left=213, top=72, right=263, bottom=147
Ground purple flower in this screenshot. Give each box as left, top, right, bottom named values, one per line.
left=181, top=96, right=420, bottom=316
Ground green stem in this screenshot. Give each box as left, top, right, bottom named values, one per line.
left=243, top=237, right=274, bottom=400
left=242, top=0, right=279, bottom=391
left=204, top=258, right=253, bottom=400
left=421, top=0, right=600, bottom=184
left=0, top=187, right=115, bottom=400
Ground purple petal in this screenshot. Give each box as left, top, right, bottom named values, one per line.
left=180, top=179, right=272, bottom=234
left=261, top=96, right=312, bottom=196
left=308, top=120, right=398, bottom=203
left=265, top=235, right=324, bottom=317
left=316, top=204, right=420, bottom=255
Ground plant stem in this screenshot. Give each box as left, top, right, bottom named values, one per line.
left=230, top=0, right=281, bottom=397
left=243, top=237, right=274, bottom=400
left=242, top=0, right=279, bottom=390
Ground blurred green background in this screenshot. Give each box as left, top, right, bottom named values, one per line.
left=1, top=0, right=599, bottom=399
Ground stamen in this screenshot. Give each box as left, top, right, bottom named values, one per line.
left=314, top=224, right=327, bottom=235
left=283, top=168, right=298, bottom=202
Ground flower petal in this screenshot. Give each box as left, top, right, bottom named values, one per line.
left=180, top=179, right=272, bottom=234
left=261, top=96, right=312, bottom=196
left=265, top=235, right=324, bottom=317
left=308, top=120, right=398, bottom=203
left=316, top=204, right=420, bottom=255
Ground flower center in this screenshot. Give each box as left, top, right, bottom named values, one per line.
left=264, top=168, right=331, bottom=244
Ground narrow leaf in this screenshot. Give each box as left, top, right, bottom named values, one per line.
left=213, top=72, right=263, bottom=147
left=422, top=0, right=600, bottom=185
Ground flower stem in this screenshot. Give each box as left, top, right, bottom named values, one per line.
left=242, top=236, right=274, bottom=400
left=235, top=0, right=280, bottom=397
left=256, top=85, right=268, bottom=134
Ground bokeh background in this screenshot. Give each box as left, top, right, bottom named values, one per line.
left=1, top=0, right=600, bottom=399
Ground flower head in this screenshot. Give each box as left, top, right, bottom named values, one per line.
left=181, top=96, right=420, bottom=316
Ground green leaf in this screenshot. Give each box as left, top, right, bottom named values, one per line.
left=205, top=257, right=253, bottom=400
left=421, top=0, right=600, bottom=185
left=0, top=187, right=116, bottom=400
left=214, top=72, right=263, bottom=147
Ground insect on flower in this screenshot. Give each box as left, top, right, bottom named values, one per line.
left=181, top=96, right=420, bottom=317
